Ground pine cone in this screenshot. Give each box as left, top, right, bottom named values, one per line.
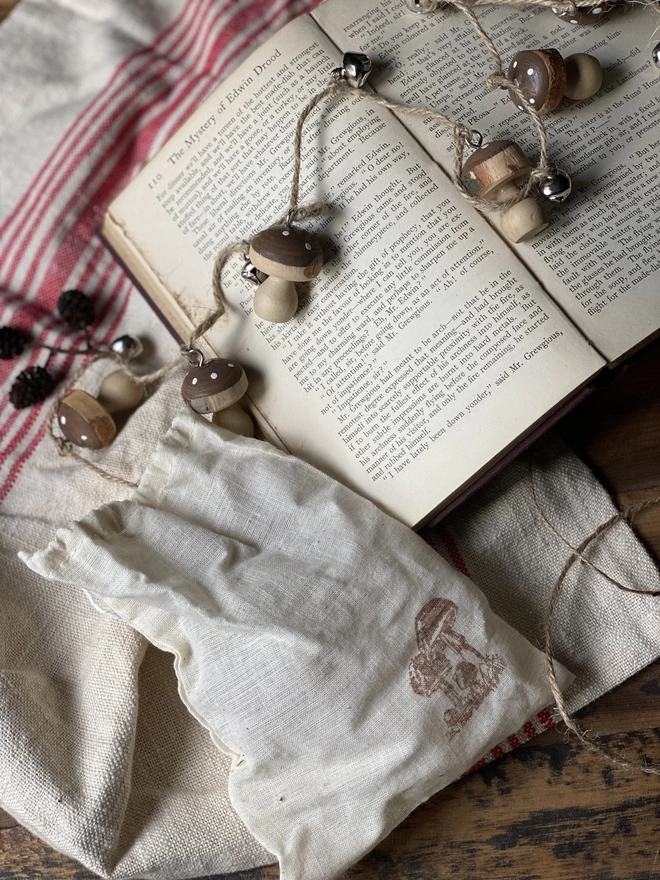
left=0, top=326, right=30, bottom=360
left=9, top=366, right=55, bottom=408
left=57, top=289, right=95, bottom=329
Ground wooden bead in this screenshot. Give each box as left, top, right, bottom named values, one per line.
left=462, top=141, right=531, bottom=199
left=564, top=52, right=603, bottom=100
left=508, top=49, right=566, bottom=114
left=181, top=357, right=248, bottom=414
left=249, top=226, right=323, bottom=282
left=97, top=370, right=145, bottom=414
left=57, top=390, right=116, bottom=449
left=212, top=403, right=255, bottom=437
left=498, top=191, right=548, bottom=243
left=253, top=276, right=298, bottom=323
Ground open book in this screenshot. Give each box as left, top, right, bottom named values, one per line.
left=102, top=0, right=660, bottom=529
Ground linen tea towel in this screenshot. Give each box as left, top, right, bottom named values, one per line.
left=23, top=408, right=573, bottom=880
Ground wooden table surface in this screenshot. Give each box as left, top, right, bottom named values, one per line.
left=2, top=3, right=660, bottom=878
left=2, top=340, right=659, bottom=880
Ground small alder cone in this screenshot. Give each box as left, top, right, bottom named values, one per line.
left=508, top=48, right=602, bottom=113
left=462, top=140, right=548, bottom=243
left=249, top=225, right=323, bottom=323
left=57, top=389, right=116, bottom=449
left=181, top=357, right=249, bottom=414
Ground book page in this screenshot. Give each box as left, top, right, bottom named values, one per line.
left=105, top=14, right=603, bottom=527
left=314, top=0, right=660, bottom=363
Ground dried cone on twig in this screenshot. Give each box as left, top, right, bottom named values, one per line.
left=249, top=225, right=323, bottom=323
left=0, top=327, right=29, bottom=360
left=9, top=366, right=54, bottom=408
left=57, top=289, right=95, bottom=329
left=462, top=140, right=547, bottom=243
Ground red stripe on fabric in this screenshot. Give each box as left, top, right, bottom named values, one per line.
left=9, top=6, right=213, bottom=297
left=438, top=529, right=471, bottom=579
left=0, top=0, right=201, bottom=280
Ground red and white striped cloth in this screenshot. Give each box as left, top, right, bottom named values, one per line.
left=1, top=2, right=659, bottom=878
left=0, top=0, right=320, bottom=499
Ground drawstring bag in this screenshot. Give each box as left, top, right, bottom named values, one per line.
left=23, top=408, right=572, bottom=880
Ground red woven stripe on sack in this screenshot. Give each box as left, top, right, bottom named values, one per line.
left=0, top=0, right=320, bottom=499
left=438, top=530, right=557, bottom=775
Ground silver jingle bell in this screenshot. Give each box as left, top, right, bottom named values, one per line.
left=241, top=257, right=264, bottom=285
left=652, top=42, right=660, bottom=70
left=110, top=334, right=143, bottom=359
left=539, top=167, right=572, bottom=204
left=332, top=52, right=372, bottom=88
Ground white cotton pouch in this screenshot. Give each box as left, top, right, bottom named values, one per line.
left=22, top=408, right=572, bottom=880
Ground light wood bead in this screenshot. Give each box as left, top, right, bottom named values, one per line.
left=498, top=188, right=548, bottom=243
left=253, top=276, right=298, bottom=323
left=563, top=52, right=603, bottom=100
left=57, top=390, right=116, bottom=449
left=211, top=403, right=255, bottom=438
left=97, top=370, right=145, bottom=414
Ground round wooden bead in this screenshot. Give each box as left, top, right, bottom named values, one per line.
left=97, top=370, right=145, bottom=414
left=181, top=357, right=248, bottom=414
left=552, top=3, right=611, bottom=25
left=249, top=226, right=323, bottom=282
left=563, top=52, right=603, bottom=100
left=212, top=403, right=255, bottom=437
left=499, top=196, right=548, bottom=243
left=508, top=49, right=566, bottom=114
left=57, top=390, right=116, bottom=449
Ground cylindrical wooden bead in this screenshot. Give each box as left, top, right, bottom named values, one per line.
left=253, top=276, right=299, bottom=323
left=212, top=403, right=255, bottom=437
left=97, top=370, right=145, bottom=414
left=57, top=389, right=116, bottom=449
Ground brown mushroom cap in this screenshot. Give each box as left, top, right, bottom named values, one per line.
left=462, top=140, right=532, bottom=198
left=181, top=357, right=248, bottom=414
left=507, top=49, right=566, bottom=114
left=552, top=2, right=610, bottom=25
left=57, top=389, right=116, bottom=449
left=249, top=226, right=323, bottom=282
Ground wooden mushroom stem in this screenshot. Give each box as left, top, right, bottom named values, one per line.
left=495, top=185, right=548, bottom=244
left=212, top=401, right=255, bottom=438
left=253, top=275, right=298, bottom=323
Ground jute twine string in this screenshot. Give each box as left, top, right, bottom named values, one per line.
left=527, top=456, right=660, bottom=776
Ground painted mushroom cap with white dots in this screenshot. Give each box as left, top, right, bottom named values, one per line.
left=181, top=356, right=248, bottom=414
left=507, top=49, right=566, bottom=115
left=56, top=389, right=116, bottom=449
left=249, top=225, right=324, bottom=282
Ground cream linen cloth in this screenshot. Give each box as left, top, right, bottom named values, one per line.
left=23, top=407, right=574, bottom=880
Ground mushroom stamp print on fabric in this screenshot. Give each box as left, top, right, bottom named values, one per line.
left=409, top=599, right=506, bottom=740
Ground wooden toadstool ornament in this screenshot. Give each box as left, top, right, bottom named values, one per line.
left=462, top=140, right=547, bottom=243
left=181, top=350, right=254, bottom=437
left=57, top=390, right=117, bottom=449
left=56, top=370, right=145, bottom=449
left=508, top=48, right=602, bottom=113
left=248, top=225, right=323, bottom=323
